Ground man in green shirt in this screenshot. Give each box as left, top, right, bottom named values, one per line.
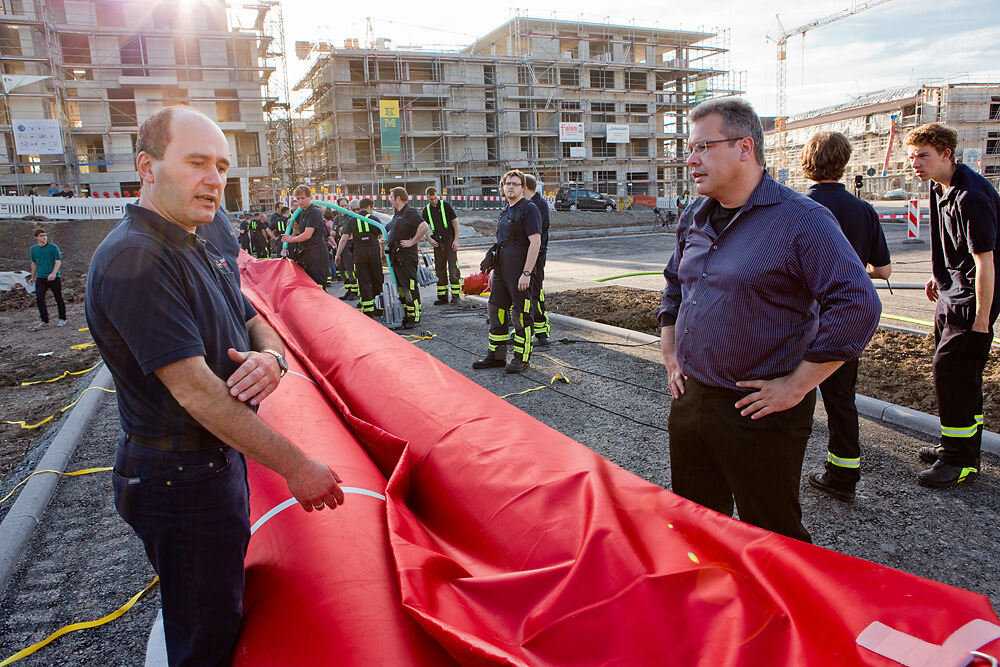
left=28, top=227, right=67, bottom=329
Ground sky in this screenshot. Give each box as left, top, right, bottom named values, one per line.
left=269, top=0, right=998, bottom=117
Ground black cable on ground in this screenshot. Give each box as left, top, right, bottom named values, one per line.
left=533, top=351, right=674, bottom=399
left=554, top=336, right=658, bottom=348
left=428, top=332, right=672, bottom=433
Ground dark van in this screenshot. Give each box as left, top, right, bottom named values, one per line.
left=554, top=187, right=617, bottom=212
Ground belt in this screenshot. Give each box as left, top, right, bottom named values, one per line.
left=128, top=432, right=225, bottom=452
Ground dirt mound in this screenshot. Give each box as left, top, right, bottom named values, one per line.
left=545, top=285, right=1000, bottom=419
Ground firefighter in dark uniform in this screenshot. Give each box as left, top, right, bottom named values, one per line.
left=906, top=122, right=1000, bottom=488
left=386, top=187, right=429, bottom=330
left=524, top=174, right=551, bottom=346
left=332, top=198, right=358, bottom=300
left=421, top=186, right=461, bottom=304
left=336, top=197, right=384, bottom=319
left=472, top=169, right=541, bottom=374
left=282, top=185, right=330, bottom=286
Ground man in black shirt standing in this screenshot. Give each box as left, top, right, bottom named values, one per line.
left=282, top=185, right=330, bottom=286
left=421, top=186, right=461, bottom=305
left=906, top=122, right=1000, bottom=488
left=523, top=174, right=551, bottom=346
left=336, top=197, right=384, bottom=319
left=387, top=187, right=429, bottom=329
left=268, top=205, right=289, bottom=257
left=800, top=131, right=892, bottom=501
left=472, top=169, right=542, bottom=374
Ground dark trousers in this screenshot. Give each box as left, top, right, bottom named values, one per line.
left=354, top=243, right=384, bottom=315
left=35, top=276, right=66, bottom=323
left=301, top=250, right=330, bottom=287
left=530, top=252, right=550, bottom=338
left=668, top=378, right=815, bottom=542
left=112, top=439, right=250, bottom=667
left=487, top=245, right=534, bottom=363
left=391, top=253, right=421, bottom=323
left=818, top=359, right=860, bottom=485
left=433, top=242, right=461, bottom=298
left=933, top=303, right=993, bottom=467
left=341, top=244, right=357, bottom=294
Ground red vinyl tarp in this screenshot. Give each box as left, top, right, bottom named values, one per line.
left=236, top=255, right=1000, bottom=666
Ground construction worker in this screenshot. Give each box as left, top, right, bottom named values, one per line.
left=421, top=186, right=461, bottom=304
left=472, top=169, right=541, bottom=374
left=282, top=185, right=330, bottom=286
left=523, top=174, right=551, bottom=346
left=332, top=198, right=358, bottom=300
left=905, top=123, right=1000, bottom=488
left=386, top=187, right=429, bottom=330
left=336, top=197, right=384, bottom=319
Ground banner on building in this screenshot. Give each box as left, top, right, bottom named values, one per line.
left=694, top=79, right=708, bottom=104
left=12, top=119, right=63, bottom=155
left=1, top=74, right=50, bottom=94
left=379, top=100, right=401, bottom=156
left=559, top=122, right=585, bottom=142
left=606, top=124, right=630, bottom=143
left=569, top=146, right=586, bottom=159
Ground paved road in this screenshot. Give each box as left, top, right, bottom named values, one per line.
left=458, top=222, right=939, bottom=329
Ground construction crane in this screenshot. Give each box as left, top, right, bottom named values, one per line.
left=770, top=0, right=897, bottom=178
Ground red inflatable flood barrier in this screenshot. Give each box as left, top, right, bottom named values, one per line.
left=238, top=256, right=1000, bottom=666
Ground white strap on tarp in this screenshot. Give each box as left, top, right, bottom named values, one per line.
left=857, top=619, right=1000, bottom=667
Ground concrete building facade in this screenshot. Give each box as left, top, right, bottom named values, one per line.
left=0, top=0, right=276, bottom=209
left=296, top=17, right=740, bottom=200
left=764, top=82, right=1000, bottom=197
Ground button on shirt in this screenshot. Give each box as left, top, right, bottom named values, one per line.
left=657, top=172, right=881, bottom=391
left=930, top=163, right=1000, bottom=312
left=86, top=204, right=257, bottom=439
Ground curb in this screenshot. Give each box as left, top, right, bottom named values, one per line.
left=460, top=226, right=663, bottom=249
left=465, top=296, right=999, bottom=458
left=0, top=363, right=113, bottom=595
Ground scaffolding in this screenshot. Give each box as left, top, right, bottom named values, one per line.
left=295, top=16, right=742, bottom=199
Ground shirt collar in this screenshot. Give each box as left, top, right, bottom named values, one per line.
left=693, top=170, right=778, bottom=229
left=126, top=203, right=200, bottom=248
left=806, top=182, right=847, bottom=193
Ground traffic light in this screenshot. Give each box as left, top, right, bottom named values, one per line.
left=854, top=175, right=864, bottom=190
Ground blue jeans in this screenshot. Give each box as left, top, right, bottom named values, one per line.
left=112, top=437, right=250, bottom=667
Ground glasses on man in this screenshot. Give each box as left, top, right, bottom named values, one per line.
left=686, top=137, right=745, bottom=155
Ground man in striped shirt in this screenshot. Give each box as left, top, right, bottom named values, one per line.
left=657, top=98, right=881, bottom=542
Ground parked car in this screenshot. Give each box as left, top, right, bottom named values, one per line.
left=882, top=189, right=908, bottom=200
left=554, top=187, right=617, bottom=212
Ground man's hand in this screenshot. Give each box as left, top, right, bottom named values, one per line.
left=451, top=238, right=459, bottom=251
left=925, top=277, right=938, bottom=302
left=48, top=272, right=57, bottom=280
left=286, top=457, right=345, bottom=512
left=734, top=376, right=807, bottom=420
left=226, top=348, right=281, bottom=406
left=660, top=328, right=686, bottom=399
left=429, top=238, right=439, bottom=248
left=517, top=273, right=531, bottom=291
left=400, top=238, right=416, bottom=248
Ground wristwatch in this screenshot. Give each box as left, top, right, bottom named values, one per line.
left=522, top=270, right=531, bottom=276
left=262, top=349, right=288, bottom=377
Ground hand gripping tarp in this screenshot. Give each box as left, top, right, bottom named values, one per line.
left=237, top=255, right=1000, bottom=666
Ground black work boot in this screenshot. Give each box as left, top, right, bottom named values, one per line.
left=918, top=445, right=943, bottom=464
left=434, top=296, right=448, bottom=305
left=399, top=318, right=417, bottom=330
left=450, top=294, right=460, bottom=304
left=534, top=334, right=550, bottom=347
left=472, top=355, right=505, bottom=370
left=807, top=471, right=856, bottom=501
left=504, top=358, right=529, bottom=374
left=917, top=460, right=979, bottom=488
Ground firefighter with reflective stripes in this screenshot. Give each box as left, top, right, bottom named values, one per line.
left=336, top=197, right=384, bottom=319
left=906, top=123, right=1000, bottom=488
left=524, top=174, right=551, bottom=346
left=422, top=186, right=462, bottom=305
left=473, top=169, right=541, bottom=374
left=387, top=187, right=429, bottom=330
left=333, top=198, right=359, bottom=300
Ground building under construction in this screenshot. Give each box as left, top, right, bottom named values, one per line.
left=0, top=0, right=286, bottom=209
left=764, top=82, right=1000, bottom=196
left=295, top=17, right=741, bottom=200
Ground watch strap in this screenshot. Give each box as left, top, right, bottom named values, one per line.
left=261, top=349, right=288, bottom=376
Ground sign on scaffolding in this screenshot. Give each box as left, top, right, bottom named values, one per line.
left=559, top=122, right=585, bottom=142
left=12, top=119, right=63, bottom=155
left=379, top=100, right=401, bottom=157
left=606, top=124, right=630, bottom=143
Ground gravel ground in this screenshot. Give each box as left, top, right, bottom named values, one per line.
left=0, top=286, right=997, bottom=666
